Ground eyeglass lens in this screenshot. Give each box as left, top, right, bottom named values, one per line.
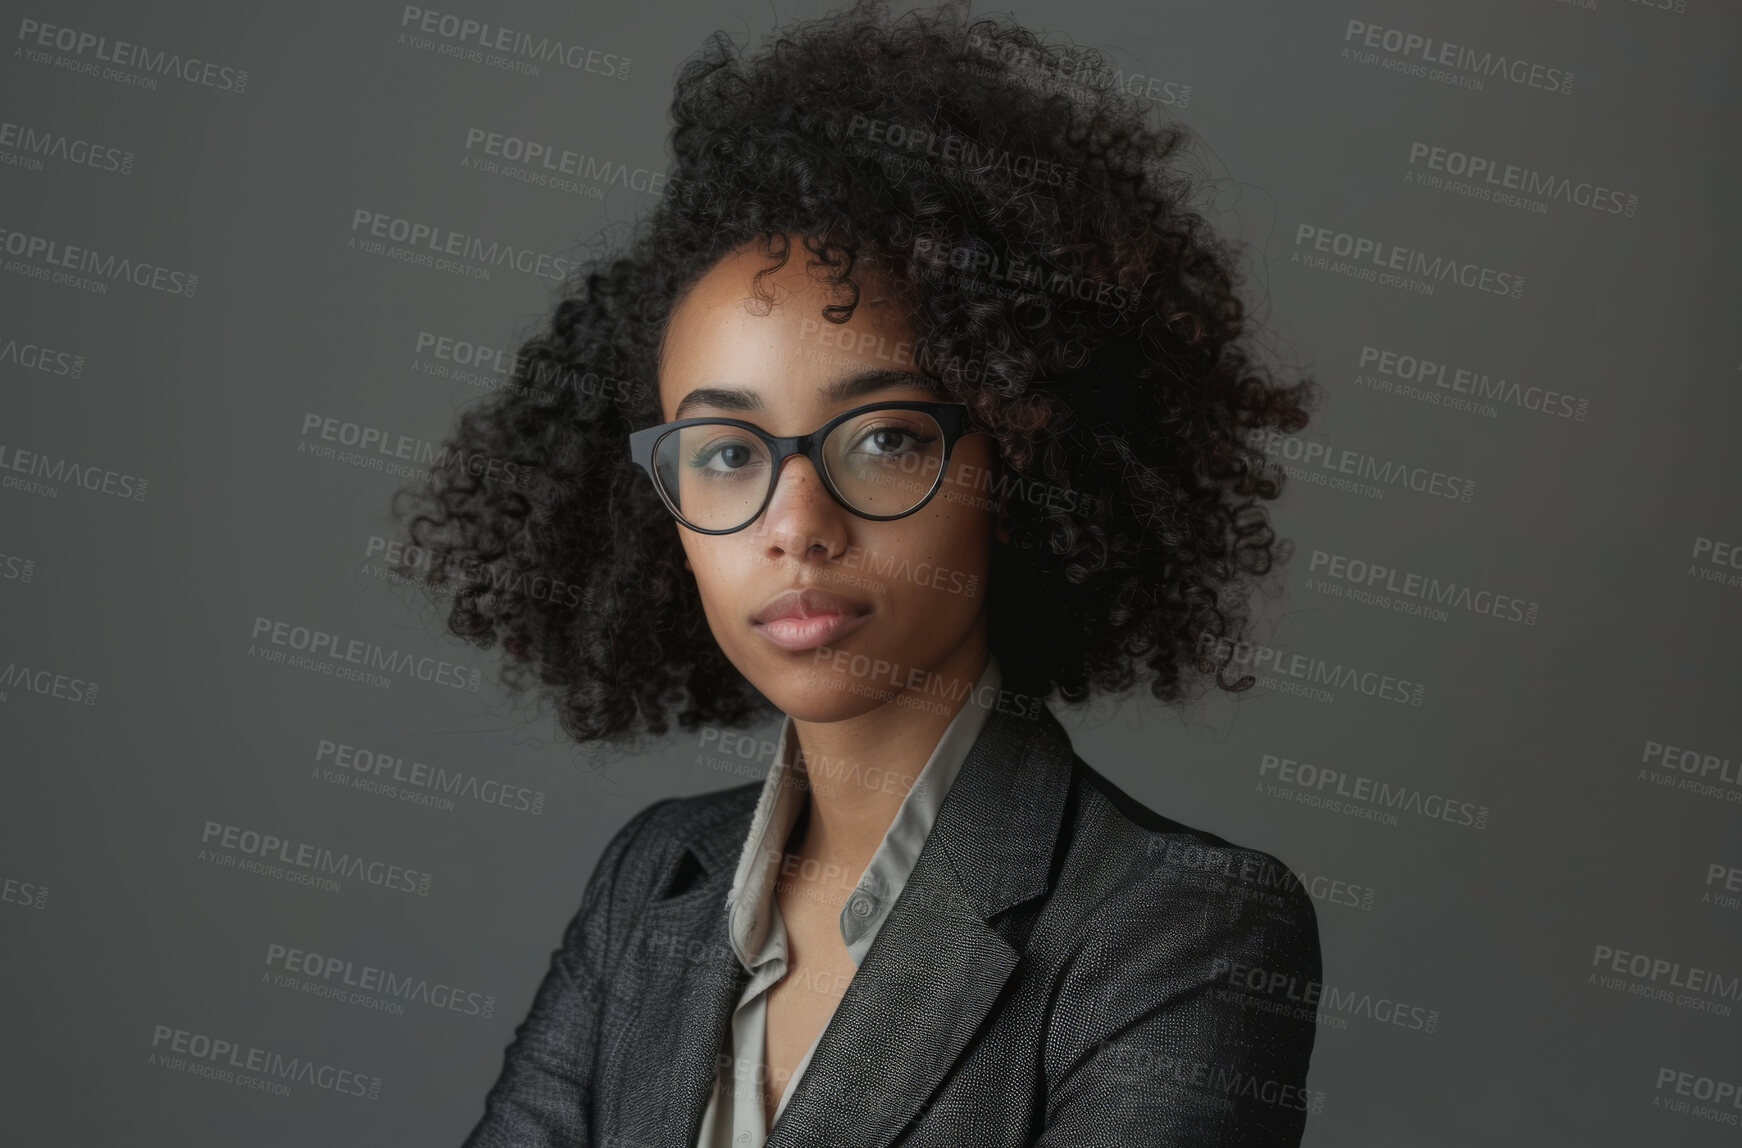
left=652, top=408, right=948, bottom=530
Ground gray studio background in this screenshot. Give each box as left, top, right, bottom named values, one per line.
left=3, top=0, right=1739, bottom=1144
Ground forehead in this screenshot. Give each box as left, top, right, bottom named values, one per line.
left=657, top=240, right=929, bottom=419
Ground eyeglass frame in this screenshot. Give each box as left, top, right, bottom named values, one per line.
left=627, top=399, right=981, bottom=535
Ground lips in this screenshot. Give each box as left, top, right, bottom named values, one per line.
left=753, top=586, right=873, bottom=625
left=751, top=586, right=874, bottom=652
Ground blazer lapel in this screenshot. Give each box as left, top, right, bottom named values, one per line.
left=601, top=805, right=754, bottom=1148
left=762, top=700, right=1077, bottom=1148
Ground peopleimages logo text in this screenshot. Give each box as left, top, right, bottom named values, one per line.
left=250, top=616, right=481, bottom=691
left=398, top=7, right=628, bottom=78
left=349, top=210, right=574, bottom=281
left=0, top=226, right=197, bottom=296
left=1343, top=21, right=1573, bottom=95
left=1293, top=224, right=1523, bottom=299
left=200, top=821, right=432, bottom=895
left=16, top=18, right=250, bottom=92
left=150, top=1025, right=382, bottom=1098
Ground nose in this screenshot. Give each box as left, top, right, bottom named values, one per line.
left=753, top=453, right=850, bottom=556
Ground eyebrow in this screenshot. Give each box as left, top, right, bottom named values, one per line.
left=673, top=369, right=939, bottom=419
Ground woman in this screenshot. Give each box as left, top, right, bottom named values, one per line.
left=392, top=3, right=1324, bottom=1145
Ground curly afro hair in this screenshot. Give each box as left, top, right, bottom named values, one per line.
left=389, top=0, right=1318, bottom=748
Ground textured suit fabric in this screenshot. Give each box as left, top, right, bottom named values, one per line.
left=462, top=695, right=1324, bottom=1148
left=698, top=652, right=1005, bottom=1147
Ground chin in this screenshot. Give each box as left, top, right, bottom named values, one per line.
left=748, top=656, right=900, bottom=722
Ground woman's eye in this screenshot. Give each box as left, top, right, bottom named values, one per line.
left=855, top=426, right=931, bottom=455
left=712, top=445, right=751, bottom=468
left=689, top=439, right=762, bottom=474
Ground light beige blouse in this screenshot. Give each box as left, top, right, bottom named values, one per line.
left=693, top=651, right=1004, bottom=1148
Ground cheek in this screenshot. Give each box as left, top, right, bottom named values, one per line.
left=926, top=467, right=998, bottom=565
left=876, top=511, right=993, bottom=608
left=680, top=540, right=767, bottom=630
left=921, top=514, right=988, bottom=567
left=679, top=542, right=727, bottom=611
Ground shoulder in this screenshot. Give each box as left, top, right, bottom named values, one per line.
left=1034, top=758, right=1324, bottom=1134
left=621, top=780, right=762, bottom=848
left=554, top=780, right=761, bottom=978
left=583, top=780, right=762, bottom=905
left=1051, top=754, right=1321, bottom=978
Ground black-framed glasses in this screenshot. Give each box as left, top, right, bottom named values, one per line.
left=628, top=400, right=977, bottom=534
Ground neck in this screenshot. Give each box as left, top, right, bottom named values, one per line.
left=788, top=626, right=990, bottom=890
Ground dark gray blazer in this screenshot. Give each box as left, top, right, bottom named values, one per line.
left=462, top=699, right=1322, bottom=1147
